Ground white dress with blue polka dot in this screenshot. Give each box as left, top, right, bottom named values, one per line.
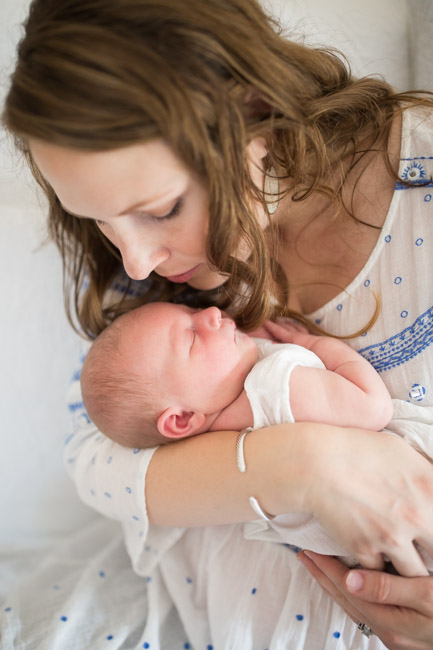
left=62, top=106, right=433, bottom=649
left=3, top=106, right=432, bottom=650
left=308, top=106, right=433, bottom=419
left=243, top=105, right=433, bottom=574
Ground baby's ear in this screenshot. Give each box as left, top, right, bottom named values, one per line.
left=157, top=407, right=207, bottom=440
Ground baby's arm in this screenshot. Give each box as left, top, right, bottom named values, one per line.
left=265, top=321, right=393, bottom=431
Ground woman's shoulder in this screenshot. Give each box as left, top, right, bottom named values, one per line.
left=400, top=103, right=433, bottom=157
left=395, top=104, right=433, bottom=196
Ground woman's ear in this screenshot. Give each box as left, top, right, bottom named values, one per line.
left=157, top=407, right=207, bottom=440
left=246, top=136, right=268, bottom=167
left=246, top=137, right=269, bottom=199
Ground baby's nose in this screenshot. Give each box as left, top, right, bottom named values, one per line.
left=200, top=306, right=222, bottom=329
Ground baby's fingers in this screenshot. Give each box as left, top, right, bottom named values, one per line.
left=262, top=320, right=299, bottom=341
left=275, top=317, right=309, bottom=333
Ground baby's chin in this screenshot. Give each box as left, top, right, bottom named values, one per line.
left=239, top=332, right=259, bottom=369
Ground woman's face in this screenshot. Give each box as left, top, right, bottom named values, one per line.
left=30, top=138, right=230, bottom=290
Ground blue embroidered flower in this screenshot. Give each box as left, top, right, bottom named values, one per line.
left=401, top=161, right=426, bottom=181
left=409, top=383, right=426, bottom=402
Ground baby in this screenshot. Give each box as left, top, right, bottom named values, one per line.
left=83, top=302, right=430, bottom=567
left=81, top=302, right=393, bottom=450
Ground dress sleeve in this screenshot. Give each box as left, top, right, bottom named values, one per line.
left=245, top=343, right=325, bottom=428
left=63, top=337, right=185, bottom=573
left=62, top=275, right=190, bottom=573
left=386, top=399, right=433, bottom=460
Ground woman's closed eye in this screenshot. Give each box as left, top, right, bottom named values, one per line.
left=92, top=199, right=184, bottom=228
left=148, top=198, right=183, bottom=222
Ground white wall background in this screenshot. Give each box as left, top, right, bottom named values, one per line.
left=0, top=0, right=417, bottom=549
left=0, top=0, right=94, bottom=548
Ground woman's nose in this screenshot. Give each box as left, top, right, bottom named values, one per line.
left=116, top=230, right=169, bottom=281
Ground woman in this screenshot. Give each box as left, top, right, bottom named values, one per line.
left=4, top=0, right=433, bottom=647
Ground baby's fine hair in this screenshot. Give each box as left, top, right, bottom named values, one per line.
left=81, top=311, right=169, bottom=449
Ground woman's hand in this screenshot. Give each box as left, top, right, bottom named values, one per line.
left=262, top=318, right=433, bottom=575
left=298, top=426, right=433, bottom=577
left=298, top=551, right=433, bottom=649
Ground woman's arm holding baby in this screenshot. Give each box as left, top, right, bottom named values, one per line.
left=147, top=419, right=433, bottom=577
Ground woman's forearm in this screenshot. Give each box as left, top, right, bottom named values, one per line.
left=146, top=423, right=313, bottom=527
left=146, top=422, right=433, bottom=577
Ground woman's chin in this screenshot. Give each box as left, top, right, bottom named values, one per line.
left=187, top=269, right=229, bottom=291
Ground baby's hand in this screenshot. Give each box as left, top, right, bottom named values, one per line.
left=248, top=323, right=277, bottom=340
left=274, top=318, right=309, bottom=334
left=259, top=319, right=310, bottom=344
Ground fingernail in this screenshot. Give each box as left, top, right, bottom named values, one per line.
left=297, top=550, right=313, bottom=567
left=346, top=571, right=364, bottom=592
left=302, top=550, right=314, bottom=560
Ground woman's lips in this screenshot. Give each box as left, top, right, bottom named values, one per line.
left=164, top=264, right=200, bottom=284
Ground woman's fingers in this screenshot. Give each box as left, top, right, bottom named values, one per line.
left=346, top=567, right=433, bottom=617
left=297, top=552, right=364, bottom=623
left=385, top=546, right=429, bottom=578
left=350, top=552, right=385, bottom=572
left=356, top=544, right=429, bottom=578
left=305, top=429, right=433, bottom=571
left=300, top=552, right=433, bottom=649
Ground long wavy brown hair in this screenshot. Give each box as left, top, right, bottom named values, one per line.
left=3, top=0, right=432, bottom=338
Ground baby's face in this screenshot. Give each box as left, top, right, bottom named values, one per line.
left=125, top=303, right=258, bottom=415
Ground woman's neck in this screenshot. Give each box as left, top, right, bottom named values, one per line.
left=273, top=113, right=402, bottom=315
